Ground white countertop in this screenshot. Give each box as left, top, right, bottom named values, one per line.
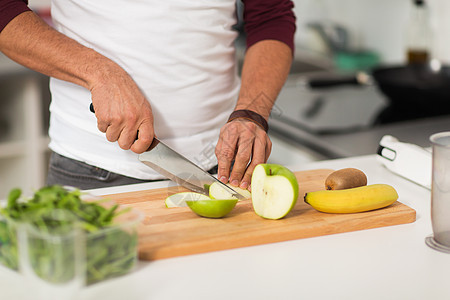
left=2, top=154, right=450, bottom=300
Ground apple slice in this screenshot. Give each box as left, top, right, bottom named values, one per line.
left=209, top=182, right=251, bottom=200
left=186, top=199, right=238, bottom=218
left=165, top=192, right=210, bottom=208
left=251, top=164, right=299, bottom=220
left=165, top=192, right=238, bottom=218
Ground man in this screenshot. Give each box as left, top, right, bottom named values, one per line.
left=0, top=0, right=295, bottom=190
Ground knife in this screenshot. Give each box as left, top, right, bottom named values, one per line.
left=139, top=139, right=246, bottom=200
left=89, top=103, right=246, bottom=200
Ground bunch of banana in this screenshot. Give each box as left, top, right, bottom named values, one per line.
left=304, top=184, right=398, bottom=214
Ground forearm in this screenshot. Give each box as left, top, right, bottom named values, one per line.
left=0, top=11, right=121, bottom=90
left=235, top=39, right=292, bottom=120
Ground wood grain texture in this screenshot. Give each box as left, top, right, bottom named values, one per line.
left=102, top=169, right=416, bottom=260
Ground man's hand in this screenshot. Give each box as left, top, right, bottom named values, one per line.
left=215, top=40, right=292, bottom=189
left=215, top=119, right=271, bottom=190
left=90, top=65, right=154, bottom=154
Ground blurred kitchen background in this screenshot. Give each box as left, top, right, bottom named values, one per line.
left=1, top=0, right=450, bottom=198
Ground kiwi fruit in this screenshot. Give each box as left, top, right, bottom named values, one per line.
left=325, top=168, right=367, bottom=190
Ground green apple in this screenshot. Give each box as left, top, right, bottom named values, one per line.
left=165, top=192, right=210, bottom=208
left=209, top=182, right=251, bottom=200
left=251, top=164, right=299, bottom=220
left=165, top=191, right=238, bottom=218
left=186, top=199, right=238, bottom=218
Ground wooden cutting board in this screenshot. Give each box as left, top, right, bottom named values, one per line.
left=103, top=169, right=416, bottom=261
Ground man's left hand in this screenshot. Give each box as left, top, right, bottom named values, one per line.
left=215, top=119, right=271, bottom=191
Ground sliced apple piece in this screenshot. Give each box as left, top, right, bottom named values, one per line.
left=165, top=192, right=210, bottom=208
left=186, top=199, right=238, bottom=218
left=251, top=164, right=299, bottom=220
left=209, top=182, right=251, bottom=200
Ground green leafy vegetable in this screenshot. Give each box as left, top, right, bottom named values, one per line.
left=0, top=185, right=138, bottom=285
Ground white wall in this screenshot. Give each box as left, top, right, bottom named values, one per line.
left=293, top=0, right=450, bottom=64
left=431, top=0, right=450, bottom=64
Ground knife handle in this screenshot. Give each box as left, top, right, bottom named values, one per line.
left=89, top=103, right=95, bottom=113
left=89, top=103, right=159, bottom=151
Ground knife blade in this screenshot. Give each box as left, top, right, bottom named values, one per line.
left=89, top=103, right=246, bottom=200
left=139, top=139, right=247, bottom=200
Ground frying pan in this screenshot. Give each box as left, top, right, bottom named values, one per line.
left=308, top=64, right=450, bottom=124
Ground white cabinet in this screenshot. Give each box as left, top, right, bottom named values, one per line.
left=0, top=54, right=51, bottom=199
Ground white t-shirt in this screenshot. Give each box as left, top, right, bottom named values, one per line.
left=48, top=0, right=240, bottom=179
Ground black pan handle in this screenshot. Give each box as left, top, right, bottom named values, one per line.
left=308, top=76, right=360, bottom=88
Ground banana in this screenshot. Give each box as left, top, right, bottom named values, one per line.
left=304, top=184, right=398, bottom=214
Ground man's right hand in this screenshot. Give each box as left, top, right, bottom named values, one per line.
left=90, top=63, right=155, bottom=154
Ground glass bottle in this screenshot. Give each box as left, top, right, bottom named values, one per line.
left=405, top=0, right=433, bottom=64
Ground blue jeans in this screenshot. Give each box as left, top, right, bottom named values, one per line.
left=46, top=152, right=218, bottom=190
